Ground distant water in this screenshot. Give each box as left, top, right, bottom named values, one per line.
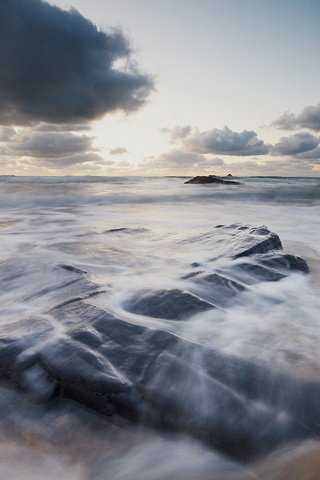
left=0, top=175, right=320, bottom=479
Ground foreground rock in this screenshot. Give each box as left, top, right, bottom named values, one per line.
left=0, top=224, right=313, bottom=462
left=185, top=175, right=241, bottom=185
left=0, top=298, right=319, bottom=461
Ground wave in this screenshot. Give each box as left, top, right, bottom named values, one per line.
left=0, top=176, right=319, bottom=209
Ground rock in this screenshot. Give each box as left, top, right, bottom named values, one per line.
left=232, top=226, right=283, bottom=258
left=103, top=227, right=148, bottom=235
left=181, top=224, right=283, bottom=259
left=259, top=253, right=309, bottom=274
left=227, top=173, right=233, bottom=177
left=17, top=363, right=56, bottom=402
left=0, top=299, right=319, bottom=460
left=184, top=175, right=241, bottom=185
left=124, top=288, right=216, bottom=320
left=220, top=253, right=309, bottom=285
left=224, top=262, right=287, bottom=284
left=185, top=272, right=246, bottom=307
left=0, top=224, right=314, bottom=462
left=181, top=225, right=305, bottom=304
left=59, top=264, right=88, bottom=275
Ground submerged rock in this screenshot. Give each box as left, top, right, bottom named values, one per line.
left=180, top=224, right=283, bottom=259
left=218, top=253, right=308, bottom=286
left=0, top=224, right=313, bottom=462
left=0, top=299, right=319, bottom=461
left=259, top=253, right=309, bottom=274
left=181, top=225, right=307, bottom=305
left=185, top=272, right=247, bottom=307
left=185, top=175, right=241, bottom=185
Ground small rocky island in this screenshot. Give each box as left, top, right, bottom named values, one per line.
left=185, top=174, right=241, bottom=185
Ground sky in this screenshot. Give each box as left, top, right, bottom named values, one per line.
left=0, top=0, right=320, bottom=176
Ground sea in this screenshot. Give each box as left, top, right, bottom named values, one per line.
left=0, top=175, right=319, bottom=480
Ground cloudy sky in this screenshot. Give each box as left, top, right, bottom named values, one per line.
left=0, top=0, right=320, bottom=176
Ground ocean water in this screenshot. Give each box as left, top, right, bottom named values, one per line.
left=0, top=175, right=319, bottom=479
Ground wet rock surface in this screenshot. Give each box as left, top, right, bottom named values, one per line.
left=183, top=271, right=247, bottom=307
left=180, top=224, right=283, bottom=259
left=124, top=288, right=216, bottom=320
left=1, top=298, right=319, bottom=460
left=0, top=224, right=313, bottom=461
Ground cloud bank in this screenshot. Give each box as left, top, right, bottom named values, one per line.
left=150, top=122, right=320, bottom=176
left=183, top=127, right=270, bottom=156
left=0, top=128, right=104, bottom=170
left=0, top=0, right=154, bottom=126
left=13, top=132, right=94, bottom=158
left=272, top=132, right=320, bottom=156
left=139, top=149, right=225, bottom=175
left=273, top=103, right=320, bottom=132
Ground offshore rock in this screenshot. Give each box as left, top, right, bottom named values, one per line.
left=185, top=175, right=241, bottom=185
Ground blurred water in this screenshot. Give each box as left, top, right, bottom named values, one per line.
left=0, top=175, right=319, bottom=479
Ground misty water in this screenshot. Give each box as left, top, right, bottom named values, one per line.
left=0, top=175, right=320, bottom=479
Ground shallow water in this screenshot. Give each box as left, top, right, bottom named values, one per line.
left=0, top=175, right=320, bottom=479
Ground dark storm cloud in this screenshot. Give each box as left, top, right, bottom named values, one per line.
left=184, top=127, right=270, bottom=156
left=0, top=0, right=154, bottom=126
left=272, top=132, right=320, bottom=156
left=273, top=104, right=320, bottom=131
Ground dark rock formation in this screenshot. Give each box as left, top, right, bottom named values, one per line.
left=259, top=253, right=309, bottom=274
left=216, top=253, right=308, bottom=286
left=184, top=272, right=247, bottom=307
left=0, top=224, right=313, bottom=462
left=103, top=227, right=148, bottom=235
left=181, top=225, right=307, bottom=306
left=180, top=224, right=283, bottom=259
left=185, top=175, right=241, bottom=185
left=225, top=262, right=287, bottom=284
left=124, top=288, right=215, bottom=320
left=0, top=298, right=319, bottom=461
left=232, top=226, right=283, bottom=258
